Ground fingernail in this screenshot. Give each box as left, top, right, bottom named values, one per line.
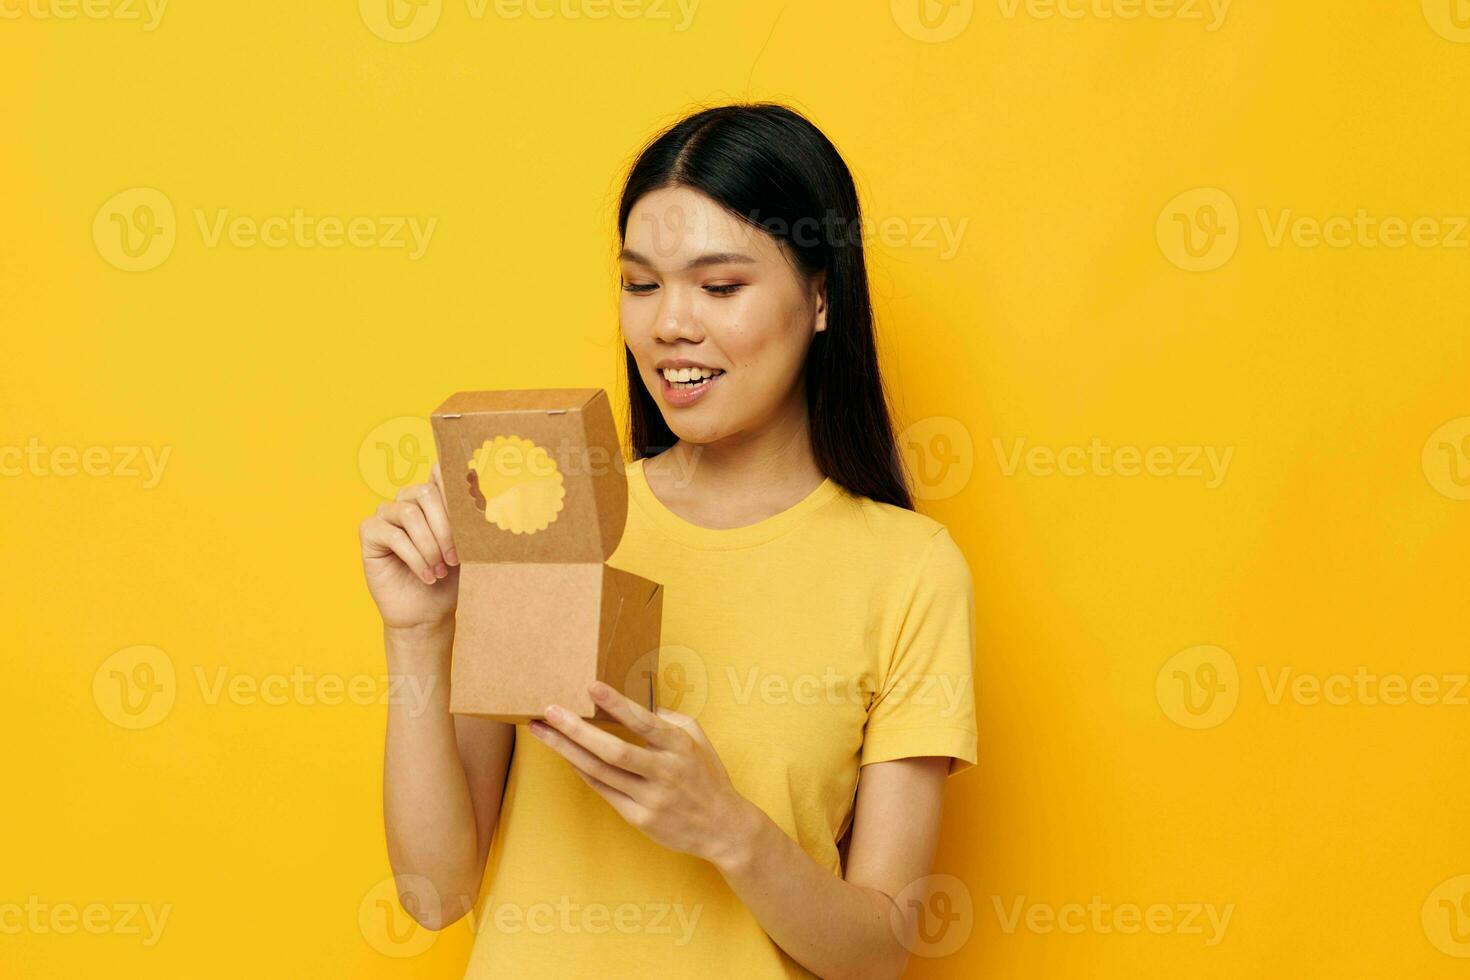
left=445, top=547, right=459, bottom=566
left=434, top=562, right=448, bottom=578
left=545, top=705, right=562, bottom=723
left=421, top=568, right=436, bottom=584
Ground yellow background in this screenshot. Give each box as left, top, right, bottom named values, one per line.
left=4, top=1, right=1469, bottom=976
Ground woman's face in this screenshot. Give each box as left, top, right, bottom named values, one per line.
left=619, top=186, right=826, bottom=446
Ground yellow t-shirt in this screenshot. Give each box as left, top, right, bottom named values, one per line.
left=462, top=458, right=978, bottom=978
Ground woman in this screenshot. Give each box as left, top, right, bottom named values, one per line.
left=359, top=103, right=978, bottom=978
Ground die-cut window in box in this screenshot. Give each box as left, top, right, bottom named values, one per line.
left=467, top=435, right=566, bottom=534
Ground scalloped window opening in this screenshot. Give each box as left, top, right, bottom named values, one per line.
left=467, top=436, right=566, bottom=534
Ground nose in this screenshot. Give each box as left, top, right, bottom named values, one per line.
left=650, top=284, right=703, bottom=345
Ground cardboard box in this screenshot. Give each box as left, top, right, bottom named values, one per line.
left=429, top=389, right=662, bottom=724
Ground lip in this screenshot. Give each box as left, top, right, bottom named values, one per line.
left=654, top=357, right=722, bottom=371
left=658, top=369, right=722, bottom=408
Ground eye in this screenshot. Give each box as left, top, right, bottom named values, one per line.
left=704, top=283, right=744, bottom=296
left=621, top=281, right=658, bottom=295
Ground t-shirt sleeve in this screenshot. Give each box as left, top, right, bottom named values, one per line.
left=860, top=526, right=979, bottom=777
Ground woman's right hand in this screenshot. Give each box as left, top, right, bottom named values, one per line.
left=359, top=462, right=460, bottom=632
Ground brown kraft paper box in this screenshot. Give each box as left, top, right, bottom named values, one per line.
left=429, top=388, right=662, bottom=725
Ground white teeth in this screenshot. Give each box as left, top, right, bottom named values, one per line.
left=661, top=367, right=722, bottom=384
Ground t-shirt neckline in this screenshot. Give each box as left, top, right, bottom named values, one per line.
left=626, top=457, right=842, bottom=551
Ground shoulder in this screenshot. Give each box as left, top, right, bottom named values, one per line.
left=829, top=489, right=972, bottom=586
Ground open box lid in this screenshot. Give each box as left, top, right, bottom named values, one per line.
left=429, top=388, right=628, bottom=563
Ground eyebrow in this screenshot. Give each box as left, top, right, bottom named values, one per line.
left=617, top=248, right=757, bottom=270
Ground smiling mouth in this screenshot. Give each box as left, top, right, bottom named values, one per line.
left=660, top=366, right=725, bottom=390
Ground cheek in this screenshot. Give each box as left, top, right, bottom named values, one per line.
left=715, top=292, right=809, bottom=372
left=619, top=299, right=654, bottom=355
left=707, top=294, right=780, bottom=366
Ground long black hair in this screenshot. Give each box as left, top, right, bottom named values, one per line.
left=616, top=102, right=914, bottom=511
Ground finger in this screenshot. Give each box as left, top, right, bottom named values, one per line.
left=656, top=707, right=707, bottom=744
left=398, top=483, right=457, bottom=566
left=589, top=681, right=677, bottom=749
left=530, top=720, right=645, bottom=797
left=432, top=461, right=448, bottom=510
left=541, top=705, right=658, bottom=777
left=362, top=517, right=436, bottom=585
left=381, top=500, right=445, bottom=575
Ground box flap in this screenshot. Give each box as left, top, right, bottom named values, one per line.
left=430, top=388, right=627, bottom=563
left=599, top=566, right=664, bottom=714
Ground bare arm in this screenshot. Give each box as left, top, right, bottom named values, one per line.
left=714, top=756, right=950, bottom=980
left=361, top=464, right=515, bottom=928
left=381, top=624, right=515, bottom=929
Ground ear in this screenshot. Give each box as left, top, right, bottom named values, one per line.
left=812, top=270, right=829, bottom=334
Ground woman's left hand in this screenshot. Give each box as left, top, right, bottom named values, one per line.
left=529, top=681, right=756, bottom=866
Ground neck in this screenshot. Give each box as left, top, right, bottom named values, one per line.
left=645, top=394, right=826, bottom=515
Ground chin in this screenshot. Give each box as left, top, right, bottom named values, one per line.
left=666, top=421, right=727, bottom=446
